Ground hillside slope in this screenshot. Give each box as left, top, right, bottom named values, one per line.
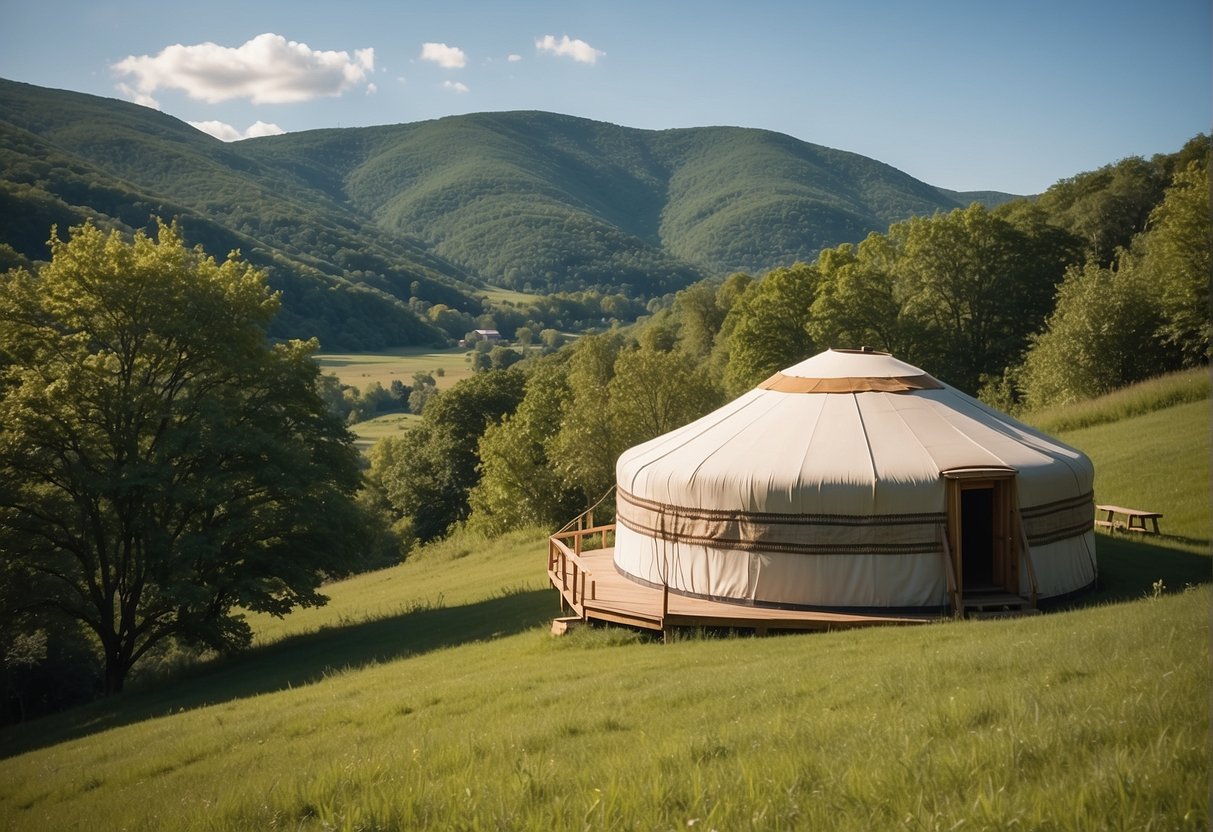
left=246, top=111, right=982, bottom=291
left=0, top=387, right=1207, bottom=830
left=0, top=80, right=479, bottom=349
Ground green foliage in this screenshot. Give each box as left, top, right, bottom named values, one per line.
left=0, top=221, right=366, bottom=695
left=808, top=234, right=922, bottom=356
left=720, top=262, right=820, bottom=395
left=1019, top=155, right=1209, bottom=409
left=467, top=361, right=583, bottom=534
left=1136, top=160, right=1211, bottom=363
left=894, top=203, right=1063, bottom=391
left=467, top=337, right=724, bottom=533
left=370, top=368, right=528, bottom=542
left=549, top=333, right=630, bottom=503
left=1035, top=136, right=1207, bottom=266
left=1018, top=260, right=1171, bottom=408
left=607, top=346, right=723, bottom=447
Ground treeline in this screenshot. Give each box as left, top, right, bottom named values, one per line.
left=361, top=137, right=1208, bottom=548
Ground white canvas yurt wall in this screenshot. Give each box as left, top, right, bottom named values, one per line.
left=614, top=349, right=1097, bottom=611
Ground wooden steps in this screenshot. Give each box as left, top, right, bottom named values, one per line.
left=962, top=590, right=1039, bottom=619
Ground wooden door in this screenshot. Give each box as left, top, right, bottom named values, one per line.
left=945, top=472, right=1017, bottom=595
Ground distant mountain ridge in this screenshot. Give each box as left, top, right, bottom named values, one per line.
left=0, top=78, right=1019, bottom=346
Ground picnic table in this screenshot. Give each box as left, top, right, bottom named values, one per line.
left=1095, top=504, right=1163, bottom=535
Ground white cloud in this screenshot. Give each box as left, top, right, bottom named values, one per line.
left=366, top=82, right=378, bottom=94
left=189, top=119, right=286, bottom=141
left=420, top=42, right=467, bottom=69
left=116, top=82, right=160, bottom=109
left=112, top=33, right=374, bottom=105
left=507, top=53, right=522, bottom=63
left=243, top=120, right=286, bottom=139
left=443, top=80, right=470, bottom=94
left=535, top=34, right=604, bottom=64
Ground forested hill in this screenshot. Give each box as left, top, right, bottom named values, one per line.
left=239, top=112, right=1000, bottom=292
left=0, top=78, right=1016, bottom=345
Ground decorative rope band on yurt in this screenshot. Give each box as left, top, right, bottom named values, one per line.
left=616, top=488, right=945, bottom=557
left=757, top=372, right=944, bottom=394
left=1020, top=491, right=1096, bottom=546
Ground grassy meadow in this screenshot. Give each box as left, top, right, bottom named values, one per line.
left=316, top=347, right=475, bottom=393
left=0, top=379, right=1208, bottom=831
left=347, top=412, right=423, bottom=453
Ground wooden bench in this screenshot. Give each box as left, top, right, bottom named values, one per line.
left=1095, top=504, right=1163, bottom=535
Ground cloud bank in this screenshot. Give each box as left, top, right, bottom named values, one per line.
left=189, top=120, right=286, bottom=142
left=112, top=33, right=374, bottom=106
left=420, top=42, right=467, bottom=69
left=535, top=34, right=604, bottom=64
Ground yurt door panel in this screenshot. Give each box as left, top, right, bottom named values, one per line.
left=947, top=478, right=1015, bottom=594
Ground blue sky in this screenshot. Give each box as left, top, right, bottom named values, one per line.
left=0, top=0, right=1207, bottom=194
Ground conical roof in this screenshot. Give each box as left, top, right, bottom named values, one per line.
left=617, top=348, right=1092, bottom=517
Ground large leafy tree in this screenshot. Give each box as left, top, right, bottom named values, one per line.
left=895, top=204, right=1060, bottom=391
left=0, top=221, right=365, bottom=695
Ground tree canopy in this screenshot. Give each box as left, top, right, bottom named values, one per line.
left=0, top=221, right=366, bottom=694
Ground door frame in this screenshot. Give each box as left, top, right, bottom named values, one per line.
left=943, top=468, right=1018, bottom=596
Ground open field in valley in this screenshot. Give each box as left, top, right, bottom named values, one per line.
left=316, top=347, right=476, bottom=392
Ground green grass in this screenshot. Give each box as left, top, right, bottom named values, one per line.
left=1058, top=398, right=1209, bottom=543
left=1024, top=367, right=1209, bottom=435
left=316, top=346, right=474, bottom=392
left=0, top=389, right=1208, bottom=831
left=347, top=412, right=422, bottom=452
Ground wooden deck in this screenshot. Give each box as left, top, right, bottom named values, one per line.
left=547, top=524, right=941, bottom=634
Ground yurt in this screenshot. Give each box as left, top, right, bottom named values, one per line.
left=614, top=348, right=1097, bottom=614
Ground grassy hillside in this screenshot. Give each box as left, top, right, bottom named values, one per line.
left=0, top=380, right=1207, bottom=829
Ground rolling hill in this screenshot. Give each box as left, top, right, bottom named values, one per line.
left=0, top=78, right=1019, bottom=347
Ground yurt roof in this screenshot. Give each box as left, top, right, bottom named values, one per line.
left=616, top=349, right=1092, bottom=517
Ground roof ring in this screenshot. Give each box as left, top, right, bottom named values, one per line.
left=829, top=346, right=892, bottom=356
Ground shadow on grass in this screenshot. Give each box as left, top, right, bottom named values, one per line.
left=1066, top=532, right=1211, bottom=608
left=0, top=587, right=556, bottom=760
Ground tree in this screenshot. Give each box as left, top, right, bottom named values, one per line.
left=549, top=334, right=628, bottom=503
left=895, top=204, right=1059, bottom=390
left=1136, top=160, right=1211, bottom=364
left=808, top=237, right=903, bottom=354
left=467, top=360, right=582, bottom=534
left=607, top=346, right=723, bottom=448
left=372, top=368, right=527, bottom=542
left=408, top=371, right=438, bottom=414
left=1018, top=260, right=1170, bottom=408
left=720, top=263, right=819, bottom=396
left=0, top=221, right=365, bottom=695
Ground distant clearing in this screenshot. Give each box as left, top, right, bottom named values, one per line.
left=477, top=285, right=544, bottom=306
left=316, top=347, right=473, bottom=391
left=348, top=412, right=422, bottom=451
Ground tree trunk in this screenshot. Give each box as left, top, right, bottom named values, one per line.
left=103, top=655, right=126, bottom=695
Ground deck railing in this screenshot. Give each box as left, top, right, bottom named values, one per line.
left=548, top=487, right=619, bottom=615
